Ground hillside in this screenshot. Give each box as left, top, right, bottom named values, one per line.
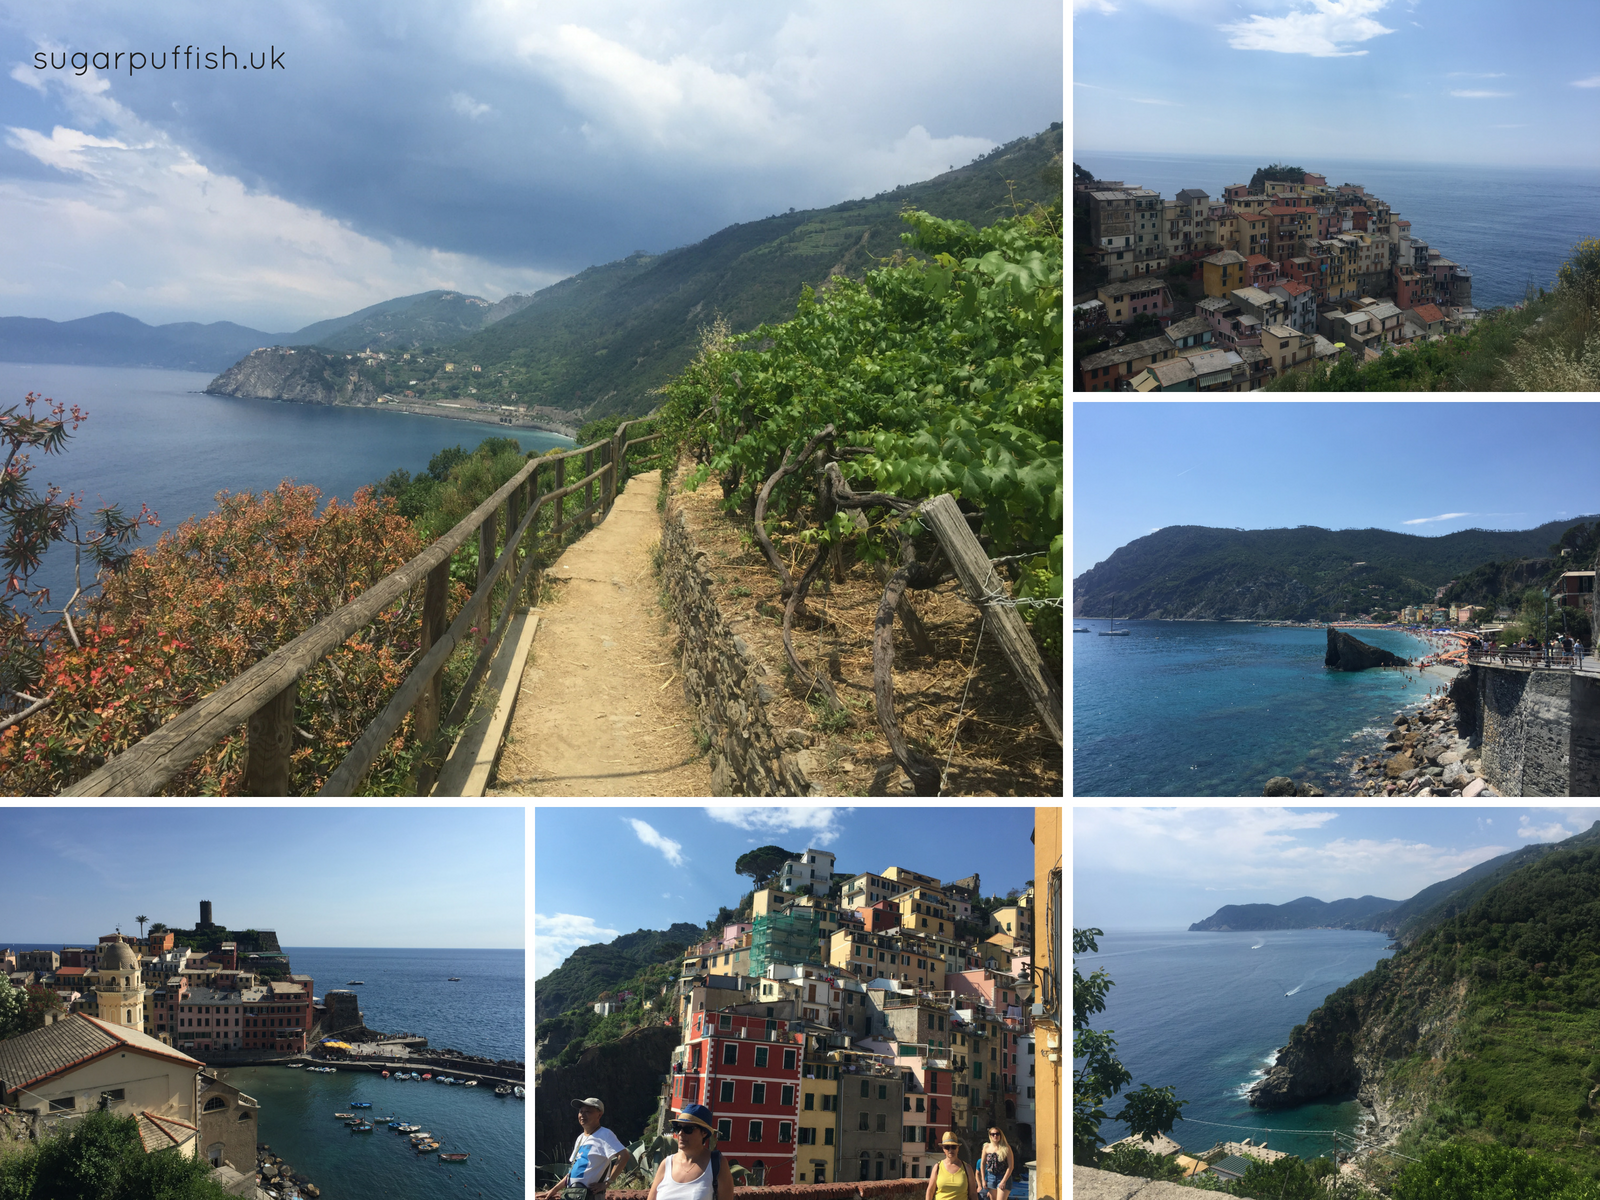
left=205, top=346, right=379, bottom=405
left=1189, top=894, right=1399, bottom=932
left=445, top=124, right=1064, bottom=418
left=1247, top=823, right=1600, bottom=1182
left=0, top=311, right=279, bottom=373
left=292, top=289, right=535, bottom=352
left=533, top=922, right=702, bottom=1024
left=1072, top=517, right=1600, bottom=621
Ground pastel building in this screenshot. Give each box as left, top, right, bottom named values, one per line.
left=672, top=1008, right=804, bottom=1185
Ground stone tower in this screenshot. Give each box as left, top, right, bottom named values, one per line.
left=92, top=939, right=145, bottom=1030
left=199, top=900, right=214, bottom=929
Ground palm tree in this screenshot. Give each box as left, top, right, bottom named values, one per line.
left=136, top=915, right=149, bottom=939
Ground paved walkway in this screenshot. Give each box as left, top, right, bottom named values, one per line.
left=488, top=470, right=711, bottom=797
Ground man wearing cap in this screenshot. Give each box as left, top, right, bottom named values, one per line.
left=544, top=1097, right=635, bottom=1200
left=646, top=1104, right=734, bottom=1200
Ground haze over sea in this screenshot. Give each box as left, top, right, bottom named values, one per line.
left=1074, top=622, right=1436, bottom=797
left=1081, top=929, right=1393, bottom=1163
left=0, top=362, right=572, bottom=616
left=1072, top=152, right=1600, bottom=311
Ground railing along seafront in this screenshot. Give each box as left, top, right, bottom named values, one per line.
left=1465, top=646, right=1598, bottom=673
left=63, top=418, right=666, bottom=797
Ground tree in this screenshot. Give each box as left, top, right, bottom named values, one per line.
left=0, top=980, right=24, bottom=1039
left=135, top=915, right=148, bottom=939
left=1073, top=928, right=1186, bottom=1165
left=734, top=845, right=798, bottom=884
left=22, top=986, right=63, bottom=1033
left=1391, top=1142, right=1600, bottom=1200
left=149, top=922, right=167, bottom=934
left=19, top=1108, right=233, bottom=1199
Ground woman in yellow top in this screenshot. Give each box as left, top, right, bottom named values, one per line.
left=926, top=1133, right=978, bottom=1200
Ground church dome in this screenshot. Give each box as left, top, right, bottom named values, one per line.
left=101, top=940, right=139, bottom=971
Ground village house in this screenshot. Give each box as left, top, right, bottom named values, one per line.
left=1200, top=250, right=1249, bottom=298
left=1078, top=335, right=1178, bottom=391
left=1268, top=280, right=1318, bottom=334
left=1095, top=278, right=1175, bottom=326
left=1403, top=303, right=1449, bottom=339
left=1261, top=324, right=1316, bottom=379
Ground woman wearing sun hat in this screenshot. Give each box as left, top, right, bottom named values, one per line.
left=925, top=1133, right=978, bottom=1200
left=647, top=1104, right=734, bottom=1200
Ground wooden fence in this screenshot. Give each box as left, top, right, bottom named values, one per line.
left=63, top=419, right=665, bottom=796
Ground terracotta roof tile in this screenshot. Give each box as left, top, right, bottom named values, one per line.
left=1412, top=303, right=1445, bottom=323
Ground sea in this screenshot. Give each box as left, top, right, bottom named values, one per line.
left=0, top=361, right=572, bottom=621
left=1079, top=929, right=1394, bottom=1163
left=2, top=942, right=526, bottom=1200
left=1073, top=622, right=1439, bottom=796
left=1071, top=151, right=1600, bottom=311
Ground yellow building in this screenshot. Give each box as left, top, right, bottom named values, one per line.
left=798, top=1035, right=841, bottom=1184
left=893, top=887, right=955, bottom=938
left=1201, top=250, right=1249, bottom=298
left=1033, top=807, right=1062, bottom=1200
left=989, top=900, right=1034, bottom=945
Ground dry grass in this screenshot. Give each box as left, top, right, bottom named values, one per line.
left=669, top=469, right=1062, bottom=797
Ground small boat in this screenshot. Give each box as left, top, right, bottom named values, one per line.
left=381, top=1070, right=390, bottom=1078
left=462, top=1080, right=477, bottom=1087
left=447, top=977, right=461, bottom=981
left=420, top=1073, right=431, bottom=1080
left=494, top=1086, right=511, bottom=1097
left=286, top=1062, right=304, bottom=1069
left=438, top=1153, right=470, bottom=1163
left=351, top=1102, right=371, bottom=1108
left=348, top=981, right=364, bottom=985
left=1073, top=627, right=1091, bottom=632
left=352, top=1123, right=374, bottom=1133
left=334, top=1113, right=356, bottom=1120
left=415, top=1141, right=440, bottom=1154
left=513, top=1086, right=525, bottom=1099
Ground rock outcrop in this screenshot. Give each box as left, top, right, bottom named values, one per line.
left=206, top=346, right=378, bottom=405
left=1325, top=627, right=1409, bottom=671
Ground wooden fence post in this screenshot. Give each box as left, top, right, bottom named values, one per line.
left=411, top=559, right=451, bottom=792
left=477, top=509, right=497, bottom=595
left=525, top=465, right=542, bottom=606
left=919, top=493, right=1063, bottom=746
left=244, top=681, right=297, bottom=796
left=602, top=440, right=615, bottom=515
left=553, top=456, right=566, bottom=545
left=583, top=448, right=594, bottom=522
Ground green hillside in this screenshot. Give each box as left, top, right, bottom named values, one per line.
left=290, top=289, right=532, bottom=351
left=1073, top=517, right=1600, bottom=621
left=447, top=125, right=1063, bottom=418
left=1189, top=894, right=1399, bottom=932
left=533, top=922, right=702, bottom=1024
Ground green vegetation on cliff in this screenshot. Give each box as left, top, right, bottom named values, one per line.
left=0, top=1109, right=232, bottom=1200
left=1248, top=163, right=1306, bottom=193
left=534, top=923, right=702, bottom=1025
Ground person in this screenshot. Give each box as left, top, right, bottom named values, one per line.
left=545, top=1097, right=636, bottom=1200
left=980, top=1127, right=1014, bottom=1200
left=926, top=1132, right=979, bottom=1200
left=646, top=1104, right=734, bottom=1200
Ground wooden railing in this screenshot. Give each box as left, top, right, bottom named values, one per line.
left=63, top=417, right=666, bottom=796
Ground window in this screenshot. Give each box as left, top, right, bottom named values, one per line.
left=879, top=1084, right=888, bottom=1100
left=750, top=1121, right=763, bottom=1142
left=877, top=1113, right=887, bottom=1132
left=779, top=1122, right=792, bottom=1144
left=859, top=1112, right=871, bottom=1131
left=721, top=1080, right=735, bottom=1104
left=753, top=1083, right=767, bottom=1105
left=783, top=1049, right=796, bottom=1071
left=916, top=1098, right=925, bottom=1113
left=719, top=1013, right=732, bottom=1029
left=781, top=1085, right=794, bottom=1107
left=800, top=1126, right=817, bottom=1144
left=822, top=1094, right=837, bottom=1112
left=825, top=1128, right=835, bottom=1146
left=204, top=1096, right=228, bottom=1111
left=718, top=1119, right=733, bottom=1141
left=755, top=1047, right=769, bottom=1068
left=804, top=1092, right=815, bottom=1111
left=861, top=1081, right=870, bottom=1099
left=49, top=1097, right=75, bottom=1112
left=724, top=1043, right=738, bottom=1065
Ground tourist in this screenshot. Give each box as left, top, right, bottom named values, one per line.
left=545, top=1097, right=635, bottom=1200
left=646, top=1104, right=733, bottom=1200
left=980, top=1127, right=1014, bottom=1200
left=927, top=1133, right=979, bottom=1200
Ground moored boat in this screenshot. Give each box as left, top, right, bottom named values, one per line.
left=348, top=981, right=364, bottom=985
left=462, top=1080, right=477, bottom=1087
left=420, top=1073, right=431, bottom=1080
left=447, top=977, right=460, bottom=981
left=351, top=1102, right=371, bottom=1108
left=286, top=1062, right=304, bottom=1069
left=415, top=1141, right=440, bottom=1154
left=513, top=1086, right=525, bottom=1099
left=381, top=1070, right=389, bottom=1078
left=494, top=1085, right=511, bottom=1096
left=438, top=1152, right=470, bottom=1162
left=334, top=1113, right=356, bottom=1120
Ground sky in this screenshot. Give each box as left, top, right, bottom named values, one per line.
left=1072, top=400, right=1600, bottom=578
left=0, top=806, right=525, bottom=947
left=1073, top=805, right=1600, bottom=930
left=1072, top=0, right=1600, bottom=169
left=532, top=803, right=1042, bottom=979
left=0, top=1, right=1062, bottom=332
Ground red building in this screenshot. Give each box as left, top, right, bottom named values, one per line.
left=673, top=1010, right=803, bottom=1185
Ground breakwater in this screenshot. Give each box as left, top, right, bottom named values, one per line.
left=1344, top=687, right=1498, bottom=797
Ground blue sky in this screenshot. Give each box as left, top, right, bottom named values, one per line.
left=1072, top=400, right=1600, bottom=579
left=1074, top=805, right=1600, bottom=930
left=0, top=1, right=1061, bottom=330
left=0, top=807, right=525, bottom=947
left=1073, top=0, right=1600, bottom=168
left=533, top=804, right=1041, bottom=979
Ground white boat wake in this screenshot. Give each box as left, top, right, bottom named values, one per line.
left=1251, top=940, right=1264, bottom=950
left=1284, top=985, right=1302, bottom=996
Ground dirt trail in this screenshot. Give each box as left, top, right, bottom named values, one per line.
left=489, top=469, right=711, bottom=797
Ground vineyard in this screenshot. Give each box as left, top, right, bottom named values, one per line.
left=657, top=202, right=1063, bottom=794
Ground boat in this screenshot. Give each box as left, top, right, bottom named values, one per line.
left=1073, top=627, right=1091, bottom=632
left=352, top=1123, right=374, bottom=1133
left=285, top=1062, right=304, bottom=1069
left=462, top=1080, right=477, bottom=1087
left=494, top=1086, right=511, bottom=1097
left=415, top=1141, right=440, bottom=1154
left=334, top=1113, right=356, bottom=1120
left=439, top=1153, right=470, bottom=1163
left=447, top=977, right=461, bottom=981
left=420, top=1074, right=431, bottom=1080
left=381, top=1070, right=389, bottom=1078
left=1098, top=614, right=1129, bottom=636
left=513, top=1086, right=525, bottom=1099
left=348, top=981, right=364, bottom=985
left=351, top=1102, right=371, bottom=1108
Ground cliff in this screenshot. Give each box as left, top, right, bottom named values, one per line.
left=534, top=1024, right=677, bottom=1163
left=205, top=346, right=379, bottom=405
left=1324, top=627, right=1409, bottom=671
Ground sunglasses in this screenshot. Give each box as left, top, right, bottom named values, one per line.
left=671, top=1124, right=705, bottom=1135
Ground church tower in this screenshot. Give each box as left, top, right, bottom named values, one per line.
left=91, top=938, right=145, bottom=1030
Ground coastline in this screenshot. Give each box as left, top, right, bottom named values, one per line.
left=203, top=390, right=581, bottom=440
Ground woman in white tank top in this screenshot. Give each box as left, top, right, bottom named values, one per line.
left=648, top=1104, right=733, bottom=1200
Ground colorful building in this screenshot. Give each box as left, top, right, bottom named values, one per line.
left=1201, top=250, right=1249, bottom=298
left=672, top=1008, right=804, bottom=1185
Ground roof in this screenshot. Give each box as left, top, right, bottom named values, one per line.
left=1264, top=324, right=1305, bottom=340
left=1212, top=1155, right=1256, bottom=1180
left=1366, top=302, right=1402, bottom=320
left=1231, top=286, right=1277, bottom=307
left=136, top=1110, right=197, bottom=1153
left=1202, top=250, right=1248, bottom=266
left=0, top=1014, right=200, bottom=1094
left=1080, top=336, right=1174, bottom=371
left=1164, top=315, right=1212, bottom=341
left=1186, top=349, right=1239, bottom=376
left=1176, top=188, right=1210, bottom=202
left=1237, top=345, right=1267, bottom=364
left=1244, top=254, right=1273, bottom=269
left=1273, top=280, right=1314, bottom=296
left=1264, top=205, right=1310, bottom=216
left=1410, top=303, right=1446, bottom=323
left=1195, top=296, right=1231, bottom=313
left=180, top=986, right=240, bottom=1004
left=1149, top=358, right=1197, bottom=387
left=1098, top=278, right=1170, bottom=299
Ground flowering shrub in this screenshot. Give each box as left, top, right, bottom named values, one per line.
left=0, top=481, right=467, bottom=795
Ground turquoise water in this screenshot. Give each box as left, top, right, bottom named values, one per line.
left=219, top=1063, right=525, bottom=1200
left=1079, top=929, right=1393, bottom=1162
left=1073, top=622, right=1437, bottom=796
left=0, top=361, right=572, bottom=618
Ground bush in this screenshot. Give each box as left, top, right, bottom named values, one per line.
left=5, top=1109, right=232, bottom=1199
left=1391, top=1141, right=1600, bottom=1200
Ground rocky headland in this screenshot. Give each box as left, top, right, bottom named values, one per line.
left=1325, top=627, right=1410, bottom=671
left=206, top=346, right=378, bottom=405
left=1345, top=685, right=1502, bottom=797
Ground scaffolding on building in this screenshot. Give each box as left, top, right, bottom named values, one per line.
left=749, top=908, right=823, bottom=976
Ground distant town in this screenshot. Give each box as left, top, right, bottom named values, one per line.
left=1074, top=165, right=1479, bottom=391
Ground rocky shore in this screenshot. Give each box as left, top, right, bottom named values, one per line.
left=1346, top=690, right=1501, bottom=797
left=256, top=1144, right=321, bottom=1199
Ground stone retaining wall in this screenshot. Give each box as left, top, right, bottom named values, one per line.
left=1069, top=1166, right=1196, bottom=1199
left=660, top=496, right=816, bottom=797
left=1455, top=664, right=1600, bottom=796
left=610, top=1179, right=923, bottom=1200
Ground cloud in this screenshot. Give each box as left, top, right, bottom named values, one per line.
left=704, top=806, right=850, bottom=846
left=627, top=818, right=686, bottom=867
left=1402, top=512, right=1471, bottom=525
left=1220, top=0, right=1396, bottom=57
left=1518, top=815, right=1571, bottom=842
left=1074, top=0, right=1120, bottom=11
left=1132, top=98, right=1182, bottom=106
left=449, top=91, right=492, bottom=118
left=534, top=911, right=621, bottom=978
left=1450, top=90, right=1512, bottom=98
left=1573, top=76, right=1600, bottom=88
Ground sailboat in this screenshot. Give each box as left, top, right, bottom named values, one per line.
left=1099, top=596, right=1130, bottom=636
